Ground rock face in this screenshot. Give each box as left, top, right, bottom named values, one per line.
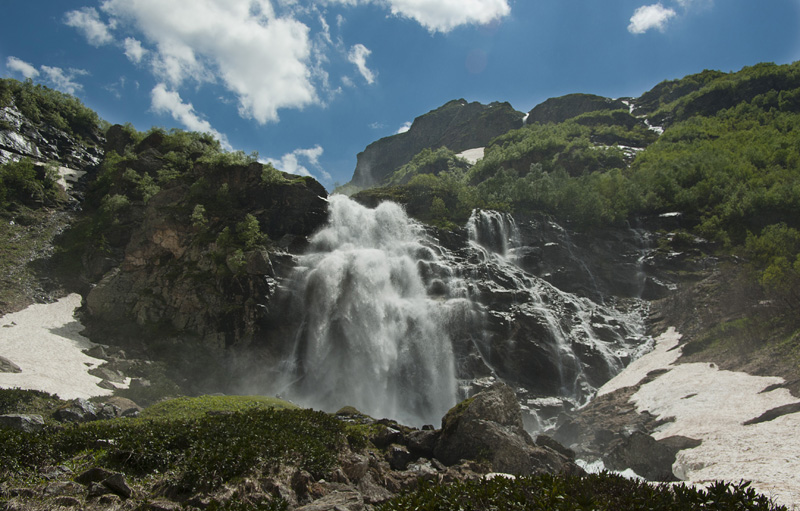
left=0, top=102, right=102, bottom=168
left=526, top=93, right=628, bottom=125
left=350, top=99, right=524, bottom=187
left=434, top=383, right=580, bottom=475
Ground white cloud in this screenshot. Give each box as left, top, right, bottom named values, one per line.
left=385, top=0, right=510, bottom=32
left=347, top=44, right=375, bottom=84
left=266, top=145, right=331, bottom=181
left=101, top=0, right=318, bottom=124
left=396, top=121, right=412, bottom=134
left=150, top=83, right=232, bottom=150
left=64, top=7, right=116, bottom=46
left=40, top=66, right=88, bottom=95
left=628, top=3, right=677, bottom=34
left=123, top=38, right=148, bottom=64
left=6, top=57, right=39, bottom=79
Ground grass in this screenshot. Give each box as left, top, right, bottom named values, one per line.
left=140, top=394, right=298, bottom=420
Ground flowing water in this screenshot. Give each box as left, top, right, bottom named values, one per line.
left=274, top=198, right=649, bottom=429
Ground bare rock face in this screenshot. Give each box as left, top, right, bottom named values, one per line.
left=434, top=383, right=580, bottom=475
left=350, top=99, right=524, bottom=187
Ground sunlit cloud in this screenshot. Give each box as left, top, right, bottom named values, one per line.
left=101, top=0, right=318, bottom=124
left=64, top=7, right=116, bottom=46
left=6, top=57, right=39, bottom=79
left=397, top=121, right=412, bottom=134
left=40, top=66, right=88, bottom=95
left=628, top=3, right=677, bottom=34
left=348, top=44, right=375, bottom=84
left=123, top=37, right=148, bottom=64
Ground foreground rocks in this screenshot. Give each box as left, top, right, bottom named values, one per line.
left=0, top=383, right=581, bottom=511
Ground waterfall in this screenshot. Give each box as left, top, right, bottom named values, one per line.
left=466, top=209, right=521, bottom=258
left=278, top=195, right=459, bottom=427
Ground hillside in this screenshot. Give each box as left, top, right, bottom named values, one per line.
left=1, top=60, right=800, bottom=509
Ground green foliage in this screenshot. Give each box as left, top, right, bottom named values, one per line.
left=141, top=395, right=298, bottom=421
left=0, top=407, right=348, bottom=493
left=0, top=158, right=62, bottom=210
left=236, top=213, right=267, bottom=249
left=745, top=224, right=800, bottom=309
left=386, top=147, right=470, bottom=186
left=378, top=473, right=786, bottom=511
left=0, top=78, right=100, bottom=142
left=0, top=388, right=65, bottom=416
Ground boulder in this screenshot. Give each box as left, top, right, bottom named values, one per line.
left=0, top=414, right=45, bottom=433
left=54, top=398, right=98, bottom=423
left=0, top=355, right=21, bottom=373
left=434, top=383, right=579, bottom=475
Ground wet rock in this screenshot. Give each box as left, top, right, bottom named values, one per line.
left=386, top=445, right=413, bottom=470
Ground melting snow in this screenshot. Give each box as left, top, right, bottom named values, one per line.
left=598, top=327, right=800, bottom=508
left=457, top=147, right=485, bottom=164
left=0, top=294, right=126, bottom=400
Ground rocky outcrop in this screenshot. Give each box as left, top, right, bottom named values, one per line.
left=526, top=93, right=628, bottom=125
left=350, top=99, right=524, bottom=187
left=84, top=162, right=328, bottom=352
left=0, top=102, right=102, bottom=169
left=434, top=383, right=581, bottom=475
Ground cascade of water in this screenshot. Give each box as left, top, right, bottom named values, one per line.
left=277, top=195, right=461, bottom=427
left=466, top=209, right=521, bottom=259
left=466, top=211, right=648, bottom=406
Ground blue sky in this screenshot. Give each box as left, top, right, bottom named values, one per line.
left=2, top=1, right=799, bottom=188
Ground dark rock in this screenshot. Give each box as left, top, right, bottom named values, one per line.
left=387, top=445, right=413, bottom=470
left=527, top=93, right=628, bottom=125
left=75, top=467, right=115, bottom=486
left=86, top=481, right=112, bottom=498
left=0, top=356, right=21, bottom=373
left=351, top=99, right=524, bottom=187
left=102, top=472, right=133, bottom=499
left=42, top=481, right=82, bottom=496
left=406, top=429, right=438, bottom=458
left=434, top=383, right=578, bottom=475
left=605, top=431, right=680, bottom=481
left=370, top=426, right=402, bottom=449
left=0, top=414, right=45, bottom=432
left=54, top=399, right=98, bottom=423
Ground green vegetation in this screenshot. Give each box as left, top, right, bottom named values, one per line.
left=140, top=394, right=298, bottom=420
left=356, top=61, right=800, bottom=320
left=378, top=474, right=785, bottom=511
left=0, top=407, right=346, bottom=494
left=0, top=78, right=101, bottom=142
left=0, top=158, right=63, bottom=210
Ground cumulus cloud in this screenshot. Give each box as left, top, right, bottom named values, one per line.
left=6, top=57, right=39, bottom=79
left=266, top=145, right=331, bottom=181
left=324, top=0, right=510, bottom=32
left=64, top=7, right=116, bottom=46
left=151, top=83, right=232, bottom=149
left=347, top=44, right=375, bottom=84
left=396, top=121, right=412, bottom=134
left=123, top=37, right=148, bottom=64
left=40, top=66, right=88, bottom=95
left=628, top=3, right=677, bottom=34
left=101, top=0, right=318, bottom=124
left=386, top=0, right=510, bottom=32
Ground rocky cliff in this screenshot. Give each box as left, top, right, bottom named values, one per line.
left=350, top=99, right=524, bottom=187
left=525, top=93, right=628, bottom=125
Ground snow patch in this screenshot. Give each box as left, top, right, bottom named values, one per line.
left=456, top=147, right=485, bottom=164
left=597, top=327, right=800, bottom=508
left=0, top=294, right=126, bottom=400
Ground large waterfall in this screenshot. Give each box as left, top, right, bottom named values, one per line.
left=271, top=197, right=650, bottom=430
left=276, top=196, right=462, bottom=427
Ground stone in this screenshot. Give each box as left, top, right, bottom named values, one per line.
left=54, top=398, right=98, bottom=423
left=295, top=490, right=364, bottom=511
left=51, top=496, right=82, bottom=507
left=434, top=383, right=578, bottom=476
left=386, top=445, right=413, bottom=471
left=0, top=355, right=21, bottom=373
left=102, top=472, right=133, bottom=499
left=407, top=429, right=438, bottom=458
left=0, top=414, right=45, bottom=433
